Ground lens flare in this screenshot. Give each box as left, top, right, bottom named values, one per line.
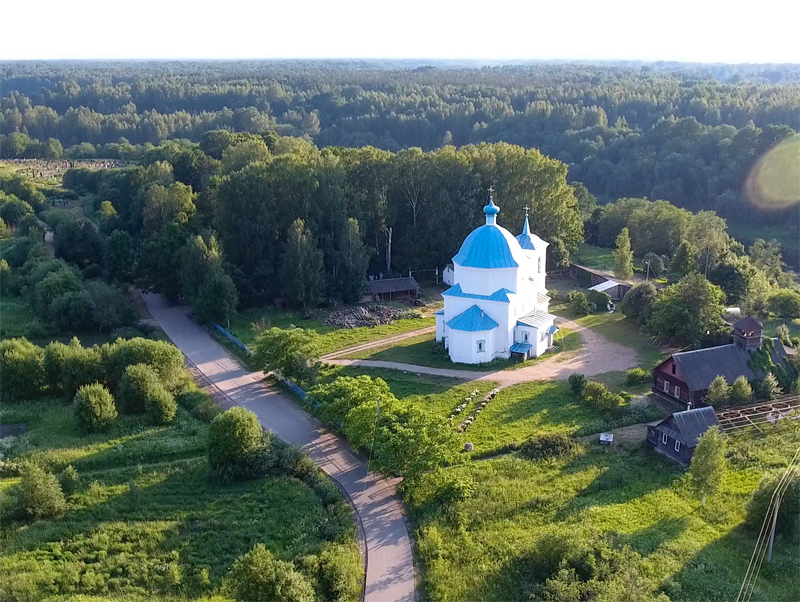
left=745, top=134, right=800, bottom=210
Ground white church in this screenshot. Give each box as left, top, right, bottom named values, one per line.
left=435, top=194, right=558, bottom=364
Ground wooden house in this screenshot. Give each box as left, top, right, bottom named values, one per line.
left=362, top=277, right=421, bottom=302
left=647, top=406, right=721, bottom=465
left=651, top=316, right=789, bottom=409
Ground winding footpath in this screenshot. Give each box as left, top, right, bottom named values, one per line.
left=143, top=294, right=416, bottom=602
left=326, top=317, right=639, bottom=388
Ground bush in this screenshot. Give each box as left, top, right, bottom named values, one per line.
left=118, top=363, right=176, bottom=423
left=729, top=376, right=753, bottom=405
left=705, top=375, right=730, bottom=406
left=0, top=338, right=46, bottom=400
left=519, top=433, right=579, bottom=461
left=746, top=467, right=800, bottom=542
left=625, top=367, right=650, bottom=385
left=208, top=407, right=264, bottom=470
left=757, top=373, right=782, bottom=400
left=17, top=464, right=66, bottom=520
left=61, top=344, right=105, bottom=397
left=317, top=544, right=363, bottom=602
left=581, top=380, right=623, bottom=412
left=568, top=373, right=587, bottom=396
left=58, top=465, right=80, bottom=496
left=43, top=340, right=73, bottom=393
left=621, top=281, right=658, bottom=325
left=587, top=289, right=611, bottom=312
left=643, top=252, right=665, bottom=277
left=107, top=337, right=185, bottom=391
left=565, top=291, right=590, bottom=316
left=74, top=383, right=118, bottom=433
left=177, top=389, right=221, bottom=422
left=224, top=544, right=315, bottom=602
left=768, top=289, right=800, bottom=319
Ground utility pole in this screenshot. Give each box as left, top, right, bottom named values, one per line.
left=645, top=260, right=651, bottom=282
left=767, top=494, right=782, bottom=562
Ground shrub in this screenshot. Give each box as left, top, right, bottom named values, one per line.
left=318, top=544, right=363, bottom=602
left=565, top=291, right=590, bottom=316
left=118, top=363, right=176, bottom=423
left=547, top=289, right=559, bottom=300
left=224, top=544, right=315, bottom=602
left=643, top=252, right=665, bottom=277
left=746, top=467, right=800, bottom=542
left=107, top=337, right=185, bottom=391
left=705, top=375, right=730, bottom=406
left=519, top=433, right=579, bottom=461
left=61, top=344, right=105, bottom=397
left=43, top=340, right=73, bottom=393
left=568, top=373, right=587, bottom=396
left=757, top=373, right=782, bottom=400
left=74, top=383, right=118, bottom=433
left=581, top=380, right=623, bottom=412
left=58, top=465, right=80, bottom=496
left=729, top=376, right=753, bottom=405
left=208, top=407, right=264, bottom=470
left=625, top=367, right=650, bottom=385
left=17, top=464, right=67, bottom=520
left=621, top=281, right=658, bottom=325
left=177, top=390, right=221, bottom=422
left=0, top=338, right=45, bottom=400
left=776, top=323, right=792, bottom=347
left=587, top=289, right=611, bottom=312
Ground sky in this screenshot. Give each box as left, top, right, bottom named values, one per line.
left=2, top=0, right=799, bottom=63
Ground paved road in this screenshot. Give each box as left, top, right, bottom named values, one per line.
left=143, top=294, right=416, bottom=602
left=320, top=326, right=436, bottom=361
left=327, top=317, right=638, bottom=389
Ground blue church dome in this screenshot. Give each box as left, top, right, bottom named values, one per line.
left=452, top=197, right=527, bottom=269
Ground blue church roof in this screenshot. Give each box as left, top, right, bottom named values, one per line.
left=452, top=225, right=525, bottom=269
left=516, top=215, right=547, bottom=251
left=446, top=305, right=499, bottom=332
left=441, top=283, right=512, bottom=303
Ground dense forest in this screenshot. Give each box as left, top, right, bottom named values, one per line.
left=2, top=60, right=799, bottom=233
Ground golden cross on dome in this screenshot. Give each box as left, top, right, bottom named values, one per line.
left=487, top=186, right=494, bottom=196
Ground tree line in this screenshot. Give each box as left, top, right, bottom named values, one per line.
left=2, top=60, right=799, bottom=238
left=54, top=133, right=582, bottom=316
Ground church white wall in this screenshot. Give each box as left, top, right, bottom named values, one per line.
left=455, top=265, right=518, bottom=295
left=435, top=314, right=445, bottom=341
left=448, top=330, right=498, bottom=364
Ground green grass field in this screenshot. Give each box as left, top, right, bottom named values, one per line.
left=572, top=243, right=617, bottom=272
left=317, top=364, right=471, bottom=400
left=340, top=328, right=581, bottom=371
left=228, top=306, right=434, bottom=356
left=0, top=297, right=39, bottom=339
left=0, top=400, right=360, bottom=601
left=408, top=431, right=800, bottom=602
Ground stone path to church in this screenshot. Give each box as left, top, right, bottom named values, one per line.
left=143, top=294, right=416, bottom=602
left=326, top=317, right=639, bottom=389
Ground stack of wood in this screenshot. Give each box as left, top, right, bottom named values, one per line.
left=323, top=305, right=420, bottom=329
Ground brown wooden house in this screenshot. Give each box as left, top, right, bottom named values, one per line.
left=362, top=277, right=421, bottom=302
left=651, top=316, right=788, bottom=409
left=647, top=406, right=721, bottom=465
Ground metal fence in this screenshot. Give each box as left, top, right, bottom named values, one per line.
left=212, top=322, right=308, bottom=400
left=212, top=323, right=253, bottom=356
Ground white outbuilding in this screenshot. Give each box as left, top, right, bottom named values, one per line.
left=435, top=195, right=557, bottom=364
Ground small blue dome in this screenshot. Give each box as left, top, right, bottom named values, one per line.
left=453, top=224, right=525, bottom=269
left=484, top=198, right=500, bottom=216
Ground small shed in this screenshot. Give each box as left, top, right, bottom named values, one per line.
left=588, top=279, right=631, bottom=300
left=443, top=264, right=455, bottom=286
left=647, top=407, right=721, bottom=465
left=363, top=277, right=421, bottom=302
left=569, top=264, right=632, bottom=299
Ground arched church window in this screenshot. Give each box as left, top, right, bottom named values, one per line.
left=538, top=257, right=542, bottom=273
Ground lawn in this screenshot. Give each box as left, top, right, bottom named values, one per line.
left=408, top=430, right=800, bottom=602
left=0, top=296, right=39, bottom=339
left=572, top=243, right=617, bottom=272
left=453, top=380, right=660, bottom=456
left=340, top=328, right=581, bottom=371
left=316, top=364, right=471, bottom=400
left=228, top=305, right=435, bottom=356
left=762, top=317, right=800, bottom=338
left=0, top=399, right=360, bottom=601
